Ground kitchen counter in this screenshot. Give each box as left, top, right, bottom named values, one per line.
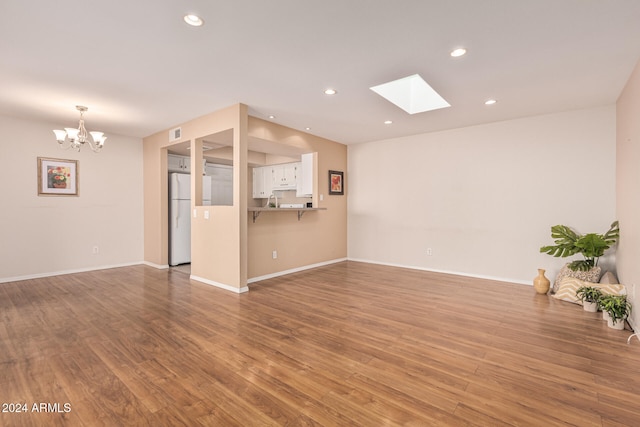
left=248, top=207, right=327, bottom=222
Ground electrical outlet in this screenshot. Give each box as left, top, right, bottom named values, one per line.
left=204, top=210, right=210, bottom=220
left=272, top=250, right=278, bottom=259
left=92, top=246, right=99, bottom=254
left=427, top=248, right=433, bottom=256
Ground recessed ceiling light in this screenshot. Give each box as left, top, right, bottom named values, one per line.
left=370, top=74, right=450, bottom=115
left=484, top=99, right=497, bottom=105
left=324, top=88, right=337, bottom=95
left=384, top=120, right=393, bottom=125
left=184, top=14, right=204, bottom=27
left=268, top=115, right=276, bottom=119
left=305, top=127, right=311, bottom=131
left=450, top=48, right=467, bottom=57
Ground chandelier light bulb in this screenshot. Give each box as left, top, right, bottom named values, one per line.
left=65, top=128, right=79, bottom=141
left=53, top=129, right=67, bottom=142
left=91, top=132, right=107, bottom=147
left=90, top=131, right=104, bottom=142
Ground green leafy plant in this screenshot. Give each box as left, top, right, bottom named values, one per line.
left=540, top=221, right=619, bottom=271
left=599, top=294, right=631, bottom=325
left=576, top=286, right=602, bottom=304
left=599, top=294, right=615, bottom=312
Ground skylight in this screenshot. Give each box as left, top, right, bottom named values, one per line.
left=370, top=74, right=450, bottom=115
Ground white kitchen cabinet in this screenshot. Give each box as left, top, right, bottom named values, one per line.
left=253, top=155, right=316, bottom=199
left=252, top=166, right=273, bottom=198
left=169, top=155, right=208, bottom=174
left=252, top=167, right=262, bottom=198
left=168, top=154, right=190, bottom=173
left=271, top=162, right=299, bottom=190
left=296, top=153, right=314, bottom=197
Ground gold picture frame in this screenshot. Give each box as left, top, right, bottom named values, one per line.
left=37, top=157, right=79, bottom=196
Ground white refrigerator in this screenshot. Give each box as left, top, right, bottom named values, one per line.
left=169, top=173, right=212, bottom=266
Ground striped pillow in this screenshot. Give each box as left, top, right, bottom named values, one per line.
left=552, top=276, right=626, bottom=305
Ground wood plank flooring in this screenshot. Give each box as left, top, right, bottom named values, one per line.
left=1, top=261, right=640, bottom=426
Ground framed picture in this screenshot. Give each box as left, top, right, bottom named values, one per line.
left=37, top=157, right=79, bottom=196
left=328, top=170, right=344, bottom=195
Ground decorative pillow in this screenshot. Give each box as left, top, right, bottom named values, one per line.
left=552, top=264, right=601, bottom=293
left=599, top=271, right=619, bottom=284
left=552, top=276, right=626, bottom=305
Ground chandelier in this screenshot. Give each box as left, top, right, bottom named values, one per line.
left=53, top=106, right=106, bottom=152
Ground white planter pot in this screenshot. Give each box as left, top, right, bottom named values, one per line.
left=603, top=311, right=611, bottom=322
left=583, top=301, right=598, bottom=312
left=607, top=318, right=625, bottom=330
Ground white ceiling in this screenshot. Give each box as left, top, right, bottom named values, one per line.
left=2, top=0, right=640, bottom=145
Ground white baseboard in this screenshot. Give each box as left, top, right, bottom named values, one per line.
left=190, top=275, right=249, bottom=294
left=248, top=258, right=348, bottom=284
left=347, top=257, right=531, bottom=286
left=0, top=261, right=144, bottom=284
left=143, top=261, right=170, bottom=269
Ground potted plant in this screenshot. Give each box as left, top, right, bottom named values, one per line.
left=599, top=294, right=631, bottom=330
left=540, top=221, right=619, bottom=292
left=575, top=286, right=602, bottom=312
left=540, top=221, right=619, bottom=271
left=599, top=294, right=614, bottom=322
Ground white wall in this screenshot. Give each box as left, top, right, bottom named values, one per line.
left=616, top=59, right=640, bottom=330
left=348, top=106, right=617, bottom=285
left=0, top=115, right=144, bottom=282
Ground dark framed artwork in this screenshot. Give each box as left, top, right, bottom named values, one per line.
left=37, top=157, right=79, bottom=196
left=328, top=170, right=344, bottom=195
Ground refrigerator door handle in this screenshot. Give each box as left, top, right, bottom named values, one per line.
left=174, top=201, right=180, bottom=229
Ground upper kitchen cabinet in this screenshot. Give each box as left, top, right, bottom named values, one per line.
left=271, top=162, right=299, bottom=190
left=168, top=153, right=210, bottom=174
left=296, top=153, right=314, bottom=197
left=252, top=166, right=273, bottom=198
left=168, top=154, right=190, bottom=173
left=252, top=153, right=315, bottom=199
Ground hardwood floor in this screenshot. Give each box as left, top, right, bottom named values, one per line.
left=1, top=261, right=640, bottom=426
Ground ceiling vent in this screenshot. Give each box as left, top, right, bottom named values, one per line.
left=169, top=127, right=182, bottom=142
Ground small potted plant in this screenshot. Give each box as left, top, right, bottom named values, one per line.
left=599, top=294, right=631, bottom=330
left=576, top=286, right=602, bottom=312
left=599, top=294, right=614, bottom=322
